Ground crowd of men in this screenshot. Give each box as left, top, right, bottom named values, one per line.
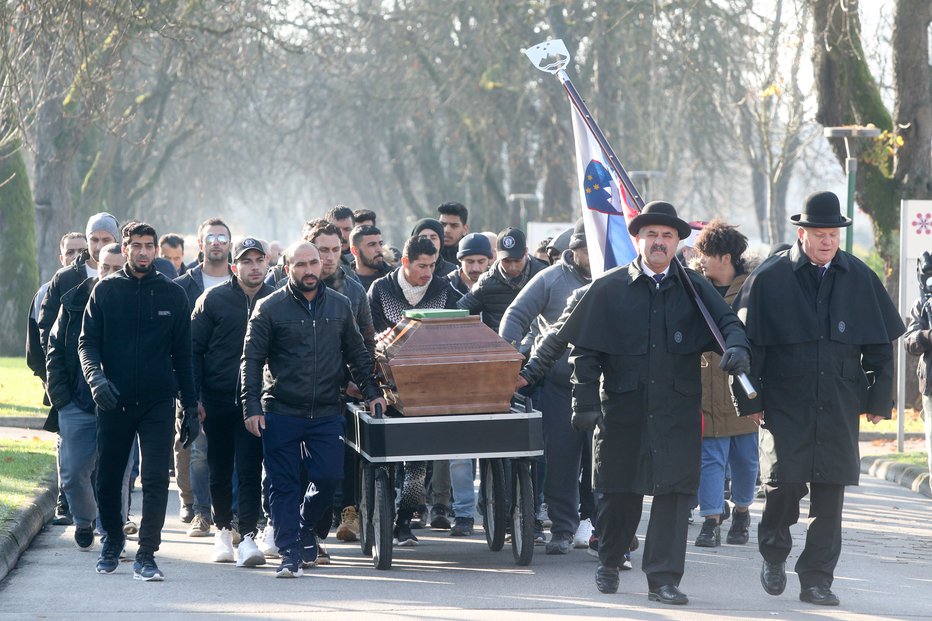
left=24, top=192, right=904, bottom=607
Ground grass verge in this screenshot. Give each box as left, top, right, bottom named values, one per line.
left=0, top=437, right=56, bottom=523
left=0, top=357, right=46, bottom=418
left=872, top=451, right=928, bottom=469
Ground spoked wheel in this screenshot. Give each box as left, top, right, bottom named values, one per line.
left=371, top=467, right=394, bottom=570
left=511, top=459, right=535, bottom=566
left=358, top=461, right=374, bottom=556
left=482, top=459, right=506, bottom=552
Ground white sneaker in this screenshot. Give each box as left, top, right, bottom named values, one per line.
left=574, top=518, right=594, bottom=549
left=537, top=502, right=552, bottom=529
left=257, top=525, right=280, bottom=558
left=212, top=527, right=235, bottom=562
left=236, top=533, right=267, bottom=567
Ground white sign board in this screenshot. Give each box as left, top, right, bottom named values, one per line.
left=527, top=221, right=574, bottom=250
left=896, top=200, right=932, bottom=449
left=900, top=200, right=932, bottom=315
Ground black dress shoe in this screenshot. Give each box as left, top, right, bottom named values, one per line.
left=648, top=584, right=688, bottom=605
left=760, top=560, right=786, bottom=595
left=800, top=585, right=840, bottom=606
left=595, top=565, right=619, bottom=594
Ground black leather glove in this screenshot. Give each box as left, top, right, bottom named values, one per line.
left=719, top=346, right=751, bottom=376
left=89, top=376, right=120, bottom=411
left=571, top=409, right=603, bottom=432
left=180, top=407, right=200, bottom=449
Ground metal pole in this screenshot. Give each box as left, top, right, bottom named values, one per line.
left=525, top=45, right=757, bottom=398
left=897, top=200, right=908, bottom=453
left=845, top=151, right=857, bottom=254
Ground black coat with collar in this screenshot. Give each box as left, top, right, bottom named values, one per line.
left=191, top=276, right=275, bottom=404
left=174, top=264, right=232, bottom=309
left=559, top=260, right=748, bottom=496
left=241, top=281, right=379, bottom=419
left=38, top=250, right=92, bottom=355
left=732, top=241, right=904, bottom=485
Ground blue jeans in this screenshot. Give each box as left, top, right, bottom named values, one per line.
left=262, top=413, right=344, bottom=554
left=449, top=459, right=475, bottom=518
left=189, top=432, right=211, bottom=518
left=698, top=432, right=759, bottom=517
left=58, top=402, right=98, bottom=529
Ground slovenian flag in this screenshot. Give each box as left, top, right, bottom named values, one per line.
left=569, top=104, right=639, bottom=277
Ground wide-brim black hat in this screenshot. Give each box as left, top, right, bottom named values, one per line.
left=628, top=201, right=692, bottom=239
left=790, top=191, right=852, bottom=228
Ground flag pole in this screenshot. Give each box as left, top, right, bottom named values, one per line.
left=524, top=40, right=757, bottom=399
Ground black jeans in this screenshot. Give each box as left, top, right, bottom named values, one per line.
left=203, top=399, right=264, bottom=537
left=96, top=400, right=174, bottom=555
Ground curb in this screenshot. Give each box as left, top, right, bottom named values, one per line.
left=859, top=432, right=925, bottom=441
left=0, top=470, right=57, bottom=583
left=861, top=456, right=932, bottom=499
left=0, top=417, right=46, bottom=430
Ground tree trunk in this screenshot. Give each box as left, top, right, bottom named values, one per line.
left=0, top=141, right=40, bottom=355
left=810, top=0, right=899, bottom=273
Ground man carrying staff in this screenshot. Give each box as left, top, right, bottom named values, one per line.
left=558, top=202, right=750, bottom=605
left=733, top=191, right=904, bottom=606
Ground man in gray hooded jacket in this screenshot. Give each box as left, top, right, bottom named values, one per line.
left=500, top=219, right=592, bottom=555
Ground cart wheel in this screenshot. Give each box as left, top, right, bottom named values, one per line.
left=511, top=459, right=535, bottom=566
left=358, top=461, right=374, bottom=556
left=482, top=459, right=505, bottom=552
left=371, top=467, right=394, bottom=570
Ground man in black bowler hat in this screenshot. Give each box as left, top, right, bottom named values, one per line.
left=557, top=201, right=750, bottom=605
left=733, top=190, right=904, bottom=606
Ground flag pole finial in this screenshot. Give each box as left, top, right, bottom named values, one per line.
left=523, top=39, right=570, bottom=75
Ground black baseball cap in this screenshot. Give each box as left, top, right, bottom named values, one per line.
left=233, top=237, right=267, bottom=261
left=496, top=227, right=527, bottom=260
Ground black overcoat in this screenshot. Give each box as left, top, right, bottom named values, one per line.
left=560, top=261, right=749, bottom=496
left=732, top=242, right=905, bottom=485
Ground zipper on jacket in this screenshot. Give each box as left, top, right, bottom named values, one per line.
left=134, top=279, right=142, bottom=405
left=310, top=315, right=318, bottom=418
left=233, top=288, right=249, bottom=407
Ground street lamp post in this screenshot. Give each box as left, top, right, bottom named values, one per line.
left=822, top=126, right=882, bottom=254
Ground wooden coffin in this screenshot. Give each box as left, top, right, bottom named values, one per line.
left=375, top=310, right=524, bottom=416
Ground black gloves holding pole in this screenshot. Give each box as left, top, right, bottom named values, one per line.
left=719, top=346, right=751, bottom=376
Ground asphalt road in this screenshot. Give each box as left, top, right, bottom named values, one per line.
left=1, top=463, right=931, bottom=620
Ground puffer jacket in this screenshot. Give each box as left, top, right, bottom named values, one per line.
left=241, top=281, right=379, bottom=419
left=457, top=257, right=548, bottom=331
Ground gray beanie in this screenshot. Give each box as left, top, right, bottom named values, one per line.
left=86, top=212, right=120, bottom=240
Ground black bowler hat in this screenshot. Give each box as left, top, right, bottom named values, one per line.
left=627, top=201, right=692, bottom=239
left=790, top=191, right=852, bottom=228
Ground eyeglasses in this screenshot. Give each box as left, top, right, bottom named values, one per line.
left=204, top=234, right=229, bottom=244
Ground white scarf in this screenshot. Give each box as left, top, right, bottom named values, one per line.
left=399, top=271, right=429, bottom=306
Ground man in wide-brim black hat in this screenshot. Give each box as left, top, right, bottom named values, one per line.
left=556, top=200, right=750, bottom=605
left=733, top=190, right=905, bottom=607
